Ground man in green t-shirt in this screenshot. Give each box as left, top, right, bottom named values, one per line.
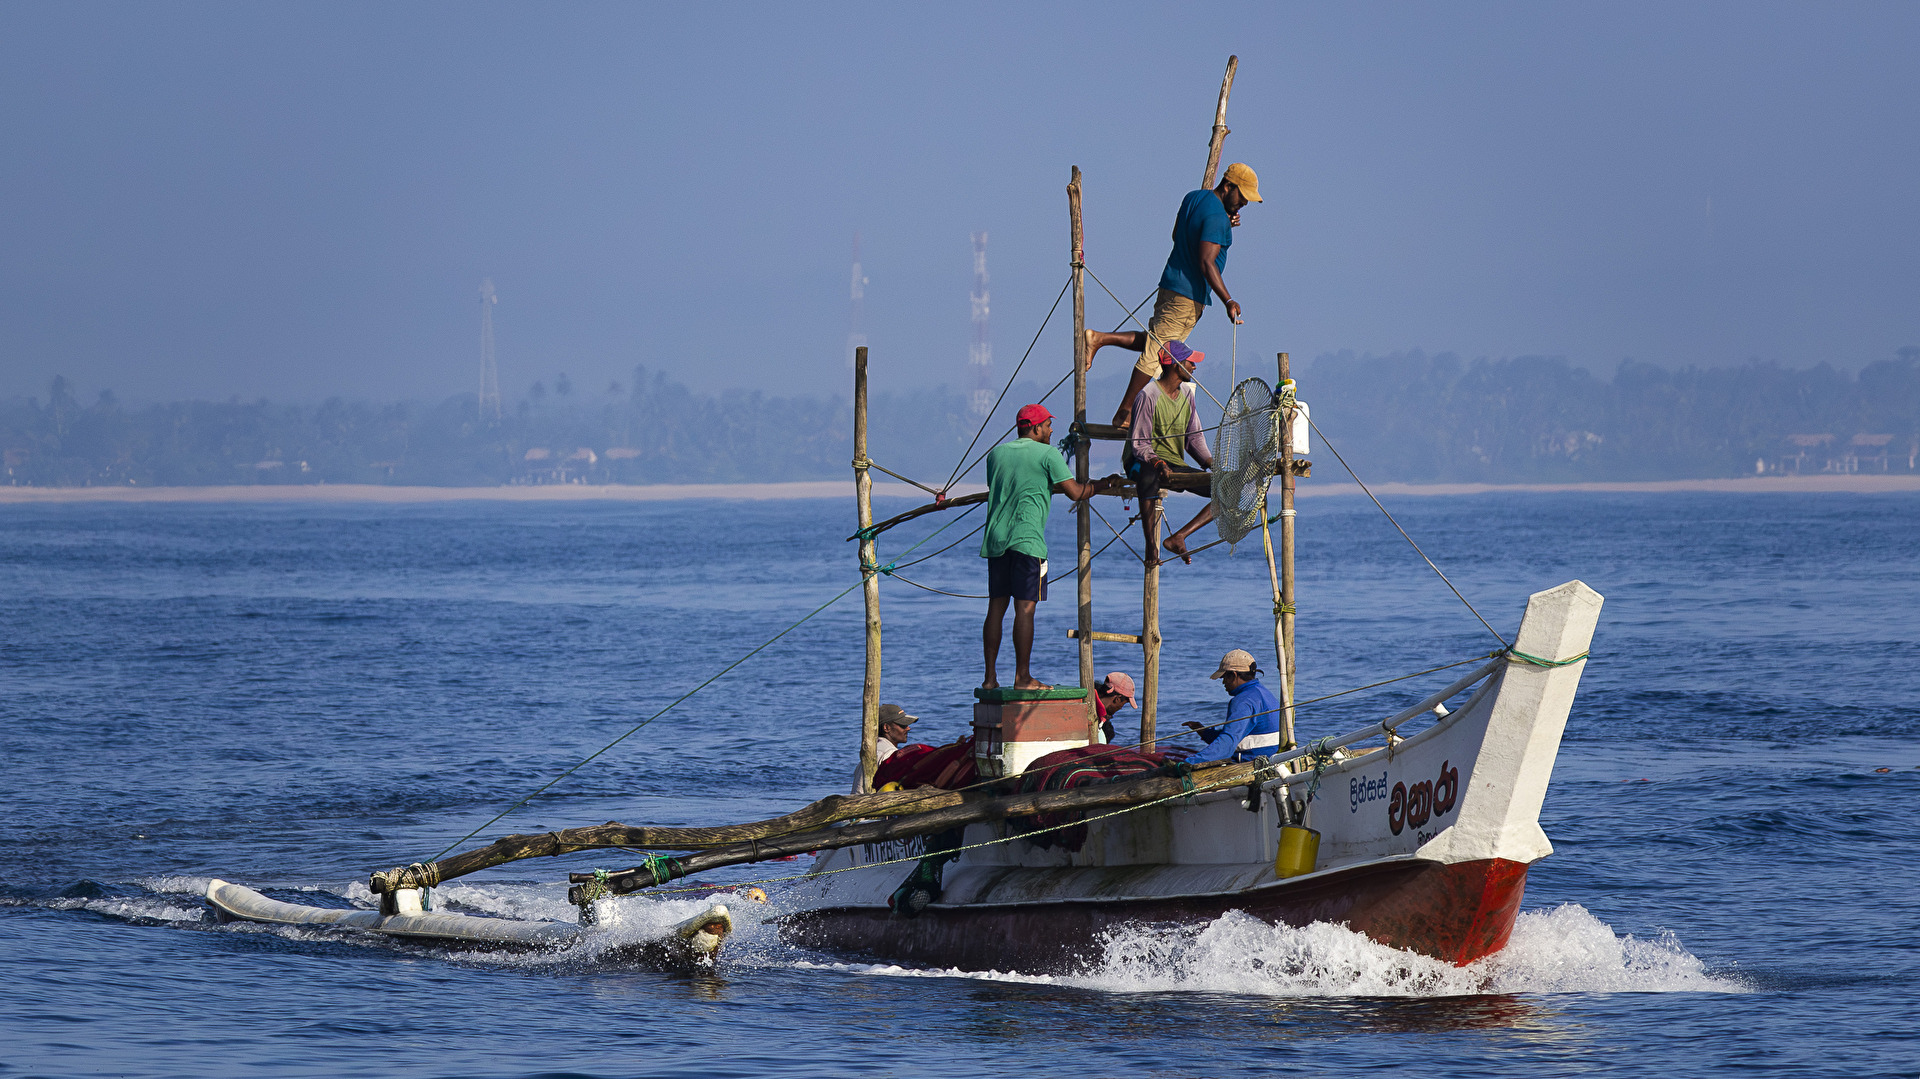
left=981, top=404, right=1110, bottom=690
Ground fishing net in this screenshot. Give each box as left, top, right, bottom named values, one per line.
left=1211, top=377, right=1282, bottom=550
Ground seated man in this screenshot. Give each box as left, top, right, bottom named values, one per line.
left=1186, top=649, right=1282, bottom=763
left=1122, top=340, right=1216, bottom=564
left=876, top=703, right=918, bottom=763
left=853, top=703, right=922, bottom=792
left=1093, top=671, right=1137, bottom=744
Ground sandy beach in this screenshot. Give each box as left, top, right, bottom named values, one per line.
left=1, top=474, right=1916, bottom=504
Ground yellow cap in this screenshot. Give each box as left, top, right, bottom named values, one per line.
left=1223, top=162, right=1263, bottom=203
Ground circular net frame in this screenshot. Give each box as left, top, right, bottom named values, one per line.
left=1210, top=377, right=1281, bottom=551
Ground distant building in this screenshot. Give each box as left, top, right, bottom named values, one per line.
left=1762, top=433, right=1916, bottom=475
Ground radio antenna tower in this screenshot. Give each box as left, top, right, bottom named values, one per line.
left=847, top=232, right=868, bottom=370
left=478, top=278, right=501, bottom=421
left=967, top=231, right=993, bottom=419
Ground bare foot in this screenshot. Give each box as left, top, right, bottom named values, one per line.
left=981, top=677, right=1000, bottom=690
left=1162, top=535, right=1193, bottom=565
left=1111, top=409, right=1132, bottom=429
left=1012, top=677, right=1053, bottom=691
left=1081, top=329, right=1100, bottom=370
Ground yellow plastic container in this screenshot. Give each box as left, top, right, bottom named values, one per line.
left=1275, top=825, right=1321, bottom=879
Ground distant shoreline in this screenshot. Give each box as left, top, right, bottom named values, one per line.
left=1, top=474, right=1916, bottom=504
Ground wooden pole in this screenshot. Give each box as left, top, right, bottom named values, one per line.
left=576, top=760, right=1271, bottom=896
left=1278, top=351, right=1298, bottom=746
left=1202, top=56, right=1239, bottom=189
left=1069, top=168, right=1095, bottom=735
left=1142, top=517, right=1160, bottom=750
left=1139, top=57, right=1241, bottom=752
left=1259, top=485, right=1290, bottom=749
left=853, top=345, right=881, bottom=792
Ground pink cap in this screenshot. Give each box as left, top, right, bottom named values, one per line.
left=1100, top=671, right=1137, bottom=709
left=1158, top=340, right=1204, bottom=367
left=1016, top=403, right=1053, bottom=428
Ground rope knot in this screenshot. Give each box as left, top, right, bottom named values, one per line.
left=1506, top=648, right=1590, bottom=668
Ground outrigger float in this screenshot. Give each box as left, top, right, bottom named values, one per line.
left=204, top=878, right=738, bottom=972
left=209, top=57, right=1600, bottom=975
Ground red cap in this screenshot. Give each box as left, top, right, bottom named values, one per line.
left=1101, top=671, right=1137, bottom=709
left=1016, top=403, right=1053, bottom=428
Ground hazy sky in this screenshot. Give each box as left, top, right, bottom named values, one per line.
left=3, top=2, right=1916, bottom=405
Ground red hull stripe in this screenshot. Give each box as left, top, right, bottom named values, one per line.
left=783, top=858, right=1531, bottom=973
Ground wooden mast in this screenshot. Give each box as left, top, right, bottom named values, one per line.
left=1070, top=168, right=1094, bottom=735
left=1142, top=55, right=1240, bottom=751
left=1278, top=351, right=1298, bottom=745
left=853, top=345, right=881, bottom=792
left=1202, top=55, right=1239, bottom=188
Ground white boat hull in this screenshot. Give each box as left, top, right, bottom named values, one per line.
left=782, top=581, right=1602, bottom=971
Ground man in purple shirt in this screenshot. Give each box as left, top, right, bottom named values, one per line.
left=1121, top=342, right=1216, bottom=564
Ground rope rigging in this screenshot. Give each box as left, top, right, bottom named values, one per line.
left=422, top=497, right=986, bottom=863
left=1303, top=411, right=1510, bottom=648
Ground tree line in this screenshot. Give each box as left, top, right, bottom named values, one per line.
left=1299, top=349, right=1919, bottom=482
left=4, top=351, right=1916, bottom=488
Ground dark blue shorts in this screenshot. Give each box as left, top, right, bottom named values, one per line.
left=986, top=552, right=1048, bottom=602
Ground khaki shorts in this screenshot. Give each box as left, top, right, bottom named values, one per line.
left=1134, top=289, right=1205, bottom=377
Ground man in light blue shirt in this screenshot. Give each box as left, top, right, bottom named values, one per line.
left=1187, top=648, right=1283, bottom=763
left=1083, top=163, right=1262, bottom=428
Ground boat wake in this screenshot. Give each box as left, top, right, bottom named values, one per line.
left=809, top=904, right=1742, bottom=997
left=23, top=878, right=1733, bottom=997
left=21, top=875, right=772, bottom=971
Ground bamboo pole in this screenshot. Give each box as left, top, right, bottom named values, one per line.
left=573, top=760, right=1269, bottom=896
left=1142, top=523, right=1160, bottom=750
left=1202, top=56, right=1239, bottom=189
left=1139, top=58, right=1241, bottom=751
left=854, top=345, right=881, bottom=792
left=1259, top=488, right=1290, bottom=749
left=1070, top=168, right=1094, bottom=732
left=1278, top=351, right=1298, bottom=746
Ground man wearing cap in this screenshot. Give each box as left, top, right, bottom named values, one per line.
left=1186, top=649, right=1283, bottom=764
left=876, top=703, right=920, bottom=763
left=1083, top=163, right=1262, bottom=429
left=1094, top=671, right=1137, bottom=744
left=1122, top=341, right=1215, bottom=564
left=851, top=703, right=921, bottom=791
left=981, top=404, right=1111, bottom=691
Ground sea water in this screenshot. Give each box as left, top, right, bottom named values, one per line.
left=0, top=493, right=1915, bottom=1078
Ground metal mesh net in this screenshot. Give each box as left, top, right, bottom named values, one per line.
left=1211, top=377, right=1281, bottom=551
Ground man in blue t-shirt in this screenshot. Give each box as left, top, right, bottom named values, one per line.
left=1084, top=162, right=1262, bottom=428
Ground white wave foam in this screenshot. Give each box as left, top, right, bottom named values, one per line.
left=44, top=893, right=212, bottom=926
left=824, top=905, right=1742, bottom=998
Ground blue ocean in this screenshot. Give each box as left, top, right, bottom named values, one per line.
left=2, top=492, right=1915, bottom=1078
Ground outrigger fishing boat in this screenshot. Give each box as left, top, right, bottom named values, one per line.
left=212, top=57, right=1601, bottom=975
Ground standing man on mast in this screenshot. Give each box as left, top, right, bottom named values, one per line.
left=981, top=404, right=1111, bottom=691
left=1083, top=164, right=1262, bottom=428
